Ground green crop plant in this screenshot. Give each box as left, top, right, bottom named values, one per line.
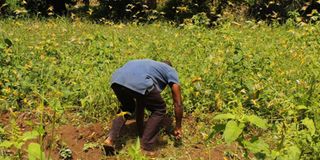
left=0, top=119, right=45, bottom=159
left=127, top=138, right=148, bottom=160
left=209, top=113, right=270, bottom=158
left=59, top=145, right=73, bottom=160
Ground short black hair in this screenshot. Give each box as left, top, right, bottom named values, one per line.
left=162, top=60, right=173, bottom=67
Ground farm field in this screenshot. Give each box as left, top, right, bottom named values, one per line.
left=0, top=19, right=319, bottom=159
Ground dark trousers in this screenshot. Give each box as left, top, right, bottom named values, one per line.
left=108, top=83, right=166, bottom=151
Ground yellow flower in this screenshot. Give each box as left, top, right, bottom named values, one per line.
left=4, top=87, right=11, bottom=93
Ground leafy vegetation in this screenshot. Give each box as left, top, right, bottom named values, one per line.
left=1, top=0, right=320, bottom=24
left=0, top=18, right=319, bottom=159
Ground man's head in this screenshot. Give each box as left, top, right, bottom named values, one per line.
left=162, top=60, right=173, bottom=67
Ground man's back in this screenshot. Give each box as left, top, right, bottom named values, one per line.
left=111, top=59, right=179, bottom=95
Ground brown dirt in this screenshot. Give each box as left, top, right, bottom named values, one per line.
left=180, top=143, right=242, bottom=160
left=1, top=111, right=246, bottom=160
left=44, top=123, right=105, bottom=160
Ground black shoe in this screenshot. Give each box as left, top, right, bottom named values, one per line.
left=103, top=144, right=115, bottom=156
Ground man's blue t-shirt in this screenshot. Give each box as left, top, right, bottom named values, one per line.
left=111, top=59, right=180, bottom=95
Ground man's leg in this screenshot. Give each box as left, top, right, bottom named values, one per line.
left=135, top=100, right=145, bottom=138
left=107, top=84, right=136, bottom=142
left=139, top=89, right=166, bottom=151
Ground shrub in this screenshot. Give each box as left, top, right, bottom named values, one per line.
left=97, top=0, right=165, bottom=23
left=0, top=0, right=6, bottom=14
left=0, top=0, right=77, bottom=16
left=299, top=0, right=320, bottom=22
left=162, top=0, right=216, bottom=25
left=95, top=0, right=152, bottom=21
left=248, top=0, right=320, bottom=23
left=0, top=0, right=26, bottom=16
left=24, top=0, right=49, bottom=15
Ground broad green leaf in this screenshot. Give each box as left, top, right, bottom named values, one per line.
left=213, top=113, right=236, bottom=120
left=16, top=142, right=24, bottom=149
left=245, top=115, right=268, bottom=129
left=296, top=105, right=308, bottom=110
left=0, top=156, right=10, bottom=160
left=270, top=150, right=280, bottom=160
left=285, top=145, right=301, bottom=160
left=83, top=142, right=99, bottom=152
left=27, top=143, right=46, bottom=160
left=4, top=38, right=13, bottom=47
left=0, top=141, right=14, bottom=148
left=0, top=127, right=4, bottom=133
left=22, top=130, right=39, bottom=141
left=36, top=125, right=46, bottom=136
left=206, top=124, right=225, bottom=141
left=233, top=53, right=243, bottom=63
left=0, top=43, right=5, bottom=49
left=302, top=118, right=315, bottom=136
left=223, top=120, right=244, bottom=144
left=243, top=139, right=270, bottom=154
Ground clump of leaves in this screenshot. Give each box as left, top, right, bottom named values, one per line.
left=209, top=113, right=269, bottom=158
left=0, top=119, right=45, bottom=159
left=59, top=145, right=72, bottom=160
left=83, top=142, right=99, bottom=152
left=127, top=138, right=147, bottom=160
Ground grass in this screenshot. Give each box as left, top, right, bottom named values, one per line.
left=0, top=18, right=319, bottom=159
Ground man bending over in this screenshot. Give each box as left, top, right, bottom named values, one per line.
left=104, top=59, right=183, bottom=155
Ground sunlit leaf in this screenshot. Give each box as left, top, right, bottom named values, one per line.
left=22, top=130, right=39, bottom=141
left=280, top=145, right=301, bottom=160
left=0, top=141, right=14, bottom=148
left=27, top=143, right=46, bottom=160
left=213, top=113, right=236, bottom=120
left=245, top=115, right=268, bottom=129
left=243, top=139, right=270, bottom=154
left=83, top=142, right=99, bottom=152
left=0, top=127, right=4, bottom=133
left=296, top=105, right=308, bottom=110
left=223, top=120, right=244, bottom=144
left=302, top=118, right=315, bottom=136
left=0, top=156, right=10, bottom=160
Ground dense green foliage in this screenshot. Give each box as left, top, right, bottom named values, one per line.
left=0, top=0, right=77, bottom=16
left=1, top=0, right=320, bottom=24
left=0, top=19, right=320, bottom=159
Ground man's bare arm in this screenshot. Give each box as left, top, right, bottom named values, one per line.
left=171, top=83, right=183, bottom=138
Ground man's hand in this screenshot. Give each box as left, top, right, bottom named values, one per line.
left=174, top=127, right=182, bottom=140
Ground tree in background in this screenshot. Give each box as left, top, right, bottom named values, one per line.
left=161, top=0, right=229, bottom=26
left=95, top=0, right=160, bottom=22
left=23, top=0, right=49, bottom=15
left=299, top=0, right=320, bottom=22
left=247, top=0, right=320, bottom=23
left=48, top=0, right=77, bottom=15
left=0, top=0, right=80, bottom=17
left=2, top=0, right=77, bottom=16
left=1, top=0, right=320, bottom=24
left=147, top=0, right=157, bottom=9
left=0, top=0, right=6, bottom=14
